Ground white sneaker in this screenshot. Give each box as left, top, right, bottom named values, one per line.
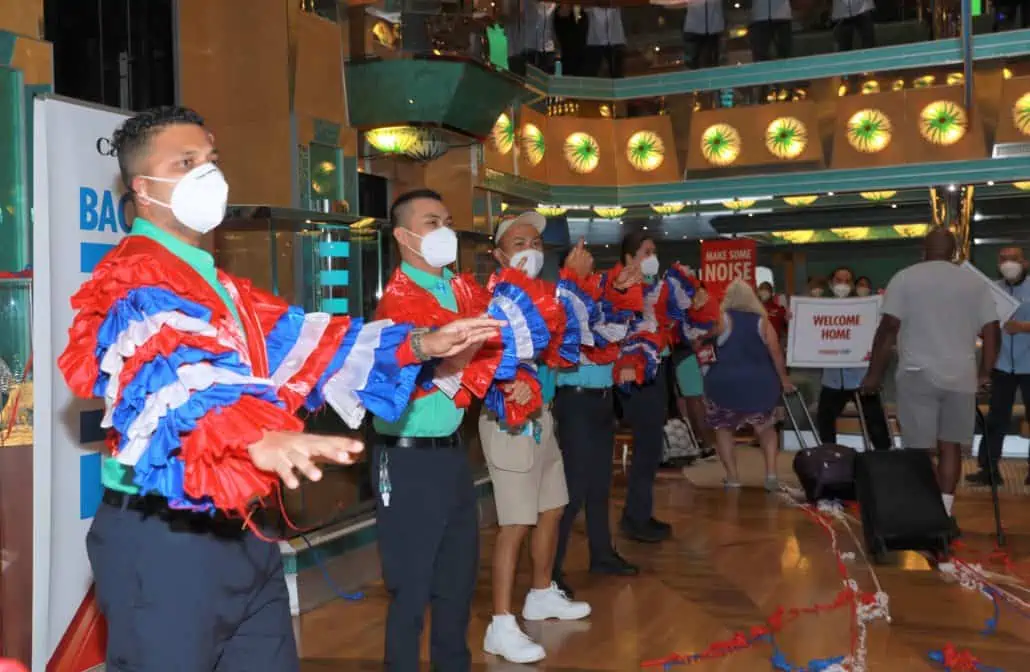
left=484, top=614, right=546, bottom=664
left=522, top=582, right=592, bottom=621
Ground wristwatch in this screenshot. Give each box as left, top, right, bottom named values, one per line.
left=410, top=327, right=433, bottom=362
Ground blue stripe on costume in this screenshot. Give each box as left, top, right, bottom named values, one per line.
left=489, top=282, right=551, bottom=381
left=355, top=322, right=420, bottom=424
left=265, top=306, right=307, bottom=375
left=556, top=278, right=598, bottom=361
left=304, top=317, right=364, bottom=411
left=92, top=287, right=214, bottom=397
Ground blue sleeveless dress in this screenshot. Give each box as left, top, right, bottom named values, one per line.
left=703, top=309, right=781, bottom=429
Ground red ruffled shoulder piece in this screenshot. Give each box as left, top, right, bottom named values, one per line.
left=59, top=237, right=229, bottom=399
left=561, top=268, right=604, bottom=301
left=452, top=272, right=492, bottom=315
left=238, top=280, right=291, bottom=339
left=604, top=263, right=645, bottom=313
left=180, top=394, right=305, bottom=514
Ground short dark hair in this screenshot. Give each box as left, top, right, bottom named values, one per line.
left=389, top=189, right=442, bottom=228
left=111, top=106, right=205, bottom=191
left=856, top=275, right=872, bottom=286
left=619, top=229, right=654, bottom=265
left=830, top=266, right=855, bottom=283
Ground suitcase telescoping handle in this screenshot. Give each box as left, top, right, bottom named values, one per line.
left=781, top=388, right=818, bottom=451
left=852, top=391, right=900, bottom=451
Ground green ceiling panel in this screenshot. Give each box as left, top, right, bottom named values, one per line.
left=345, top=59, right=527, bottom=139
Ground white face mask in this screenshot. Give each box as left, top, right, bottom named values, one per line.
left=404, top=226, right=458, bottom=268
left=831, top=283, right=852, bottom=298
left=140, top=163, right=229, bottom=234
left=1000, top=261, right=1024, bottom=281
left=640, top=254, right=660, bottom=277
left=855, top=286, right=871, bottom=297
left=509, top=249, right=544, bottom=279
left=758, top=290, right=772, bottom=302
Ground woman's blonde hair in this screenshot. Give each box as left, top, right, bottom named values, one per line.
left=721, top=278, right=767, bottom=317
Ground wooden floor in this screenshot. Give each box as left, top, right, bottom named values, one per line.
left=299, top=471, right=1030, bottom=671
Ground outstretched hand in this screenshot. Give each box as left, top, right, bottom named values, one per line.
left=249, top=431, right=365, bottom=489
left=563, top=238, right=594, bottom=278
left=422, top=317, right=504, bottom=359
left=613, top=262, right=643, bottom=290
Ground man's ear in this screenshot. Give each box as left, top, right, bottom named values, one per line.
left=492, top=248, right=505, bottom=266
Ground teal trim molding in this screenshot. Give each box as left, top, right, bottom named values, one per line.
left=313, top=118, right=341, bottom=146
left=484, top=156, right=1030, bottom=205
left=0, top=32, right=15, bottom=66
left=531, top=28, right=1030, bottom=100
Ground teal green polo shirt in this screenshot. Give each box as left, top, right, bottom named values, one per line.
left=102, top=218, right=243, bottom=495
left=373, top=262, right=465, bottom=438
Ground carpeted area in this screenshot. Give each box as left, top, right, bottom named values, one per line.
left=679, top=448, right=1030, bottom=495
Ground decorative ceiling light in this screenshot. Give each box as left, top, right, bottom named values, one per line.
left=861, top=191, right=897, bottom=201
left=535, top=205, right=567, bottom=217
left=846, top=109, right=892, bottom=153
left=599, top=104, right=612, bottom=118
left=891, top=79, right=905, bottom=91
left=626, top=131, right=665, bottom=171
left=722, top=198, right=756, bottom=211
left=521, top=123, right=546, bottom=166
left=404, top=128, right=449, bottom=162
left=593, top=206, right=627, bottom=218
left=1013, top=182, right=1030, bottom=191
left=861, top=80, right=880, bottom=95
left=831, top=227, right=871, bottom=240
left=783, top=195, right=819, bottom=206
left=893, top=224, right=929, bottom=237
left=919, top=101, right=968, bottom=146
left=492, top=113, right=515, bottom=154
left=772, top=230, right=816, bottom=244
left=365, top=126, right=418, bottom=154
left=765, top=117, right=808, bottom=159
left=1004, top=68, right=1014, bottom=80
left=946, top=73, right=965, bottom=86
left=701, top=124, right=741, bottom=166
left=563, top=132, right=600, bottom=174
left=1013, top=93, right=1030, bottom=136
left=501, top=202, right=509, bottom=212
left=914, top=75, right=936, bottom=88
left=651, top=202, right=686, bottom=215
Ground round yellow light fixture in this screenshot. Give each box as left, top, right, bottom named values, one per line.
left=894, top=224, right=929, bottom=238
left=783, top=195, right=819, bottom=206
left=593, top=206, right=627, bottom=218
left=365, top=126, right=418, bottom=154
left=919, top=101, right=968, bottom=146
left=1013, top=182, right=1030, bottom=191
left=846, top=109, right=893, bottom=153
left=626, top=131, right=665, bottom=171
left=651, top=202, right=686, bottom=215
left=491, top=113, right=515, bottom=154
left=535, top=205, right=568, bottom=217
left=564, top=132, right=601, bottom=174
left=1013, top=93, right=1030, bottom=136
left=722, top=199, right=756, bottom=211
left=700, top=124, right=741, bottom=167
left=861, top=191, right=897, bottom=201
left=831, top=227, right=870, bottom=241
left=773, top=230, right=816, bottom=244
left=765, top=117, right=808, bottom=160
left=521, top=124, right=546, bottom=166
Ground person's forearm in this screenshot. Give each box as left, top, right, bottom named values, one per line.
left=866, top=321, right=897, bottom=381
left=980, top=322, right=1001, bottom=376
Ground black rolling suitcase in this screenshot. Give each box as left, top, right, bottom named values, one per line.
left=783, top=389, right=857, bottom=502
left=853, top=395, right=954, bottom=563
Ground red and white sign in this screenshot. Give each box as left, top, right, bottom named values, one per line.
left=786, top=296, right=882, bottom=368
left=700, top=239, right=756, bottom=305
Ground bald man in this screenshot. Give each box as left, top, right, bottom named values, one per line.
left=862, top=228, right=1000, bottom=527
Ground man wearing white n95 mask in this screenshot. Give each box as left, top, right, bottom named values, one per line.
left=968, top=246, right=1030, bottom=487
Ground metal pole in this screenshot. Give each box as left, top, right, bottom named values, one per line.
left=961, top=0, right=975, bottom=112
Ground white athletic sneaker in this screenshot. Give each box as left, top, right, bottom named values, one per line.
left=522, top=582, right=592, bottom=621
left=484, top=614, right=546, bottom=664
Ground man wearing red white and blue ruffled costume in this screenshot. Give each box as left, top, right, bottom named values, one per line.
left=57, top=109, right=501, bottom=672
left=611, top=231, right=704, bottom=545
left=372, top=190, right=567, bottom=671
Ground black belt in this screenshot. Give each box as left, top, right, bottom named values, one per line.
left=557, top=385, right=611, bottom=398
left=377, top=433, right=462, bottom=450
left=101, top=489, right=246, bottom=536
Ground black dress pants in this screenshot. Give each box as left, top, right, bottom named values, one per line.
left=816, top=386, right=891, bottom=451
left=980, top=370, right=1030, bottom=471
left=618, top=362, right=669, bottom=525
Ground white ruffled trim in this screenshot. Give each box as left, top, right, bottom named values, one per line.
left=492, top=294, right=535, bottom=360
left=666, top=275, right=693, bottom=312
left=433, top=372, right=463, bottom=398
left=323, top=319, right=392, bottom=429
left=115, top=363, right=273, bottom=466
left=271, top=312, right=331, bottom=389
left=99, top=310, right=219, bottom=421
left=556, top=285, right=595, bottom=348
left=594, top=321, right=629, bottom=344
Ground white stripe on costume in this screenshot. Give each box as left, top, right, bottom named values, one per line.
left=114, top=363, right=273, bottom=466
left=594, top=321, right=629, bottom=343
left=271, top=312, right=331, bottom=389
left=556, top=286, right=595, bottom=348
left=433, top=372, right=463, bottom=398
left=323, top=319, right=393, bottom=429
left=99, top=310, right=219, bottom=420
left=666, top=275, right=693, bottom=312
left=492, top=294, right=535, bottom=360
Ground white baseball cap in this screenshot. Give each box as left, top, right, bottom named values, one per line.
left=494, top=211, right=546, bottom=244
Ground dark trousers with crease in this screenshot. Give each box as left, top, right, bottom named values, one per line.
left=816, top=386, right=891, bottom=451
left=981, top=370, right=1030, bottom=471
left=553, top=386, right=615, bottom=575
left=372, top=441, right=478, bottom=672
left=618, top=362, right=669, bottom=525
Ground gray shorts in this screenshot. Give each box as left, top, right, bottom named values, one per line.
left=895, top=370, right=976, bottom=448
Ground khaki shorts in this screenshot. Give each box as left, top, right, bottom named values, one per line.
left=479, top=406, right=569, bottom=526
left=895, top=370, right=976, bottom=448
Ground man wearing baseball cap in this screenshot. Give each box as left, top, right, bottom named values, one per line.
left=480, top=212, right=593, bottom=664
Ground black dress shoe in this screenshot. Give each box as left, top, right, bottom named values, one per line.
left=620, top=517, right=667, bottom=543
left=649, top=517, right=672, bottom=533
left=965, top=469, right=1004, bottom=486
left=590, top=551, right=639, bottom=576
left=552, top=574, right=575, bottom=599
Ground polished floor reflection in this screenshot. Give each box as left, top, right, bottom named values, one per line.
left=300, top=473, right=1030, bottom=670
